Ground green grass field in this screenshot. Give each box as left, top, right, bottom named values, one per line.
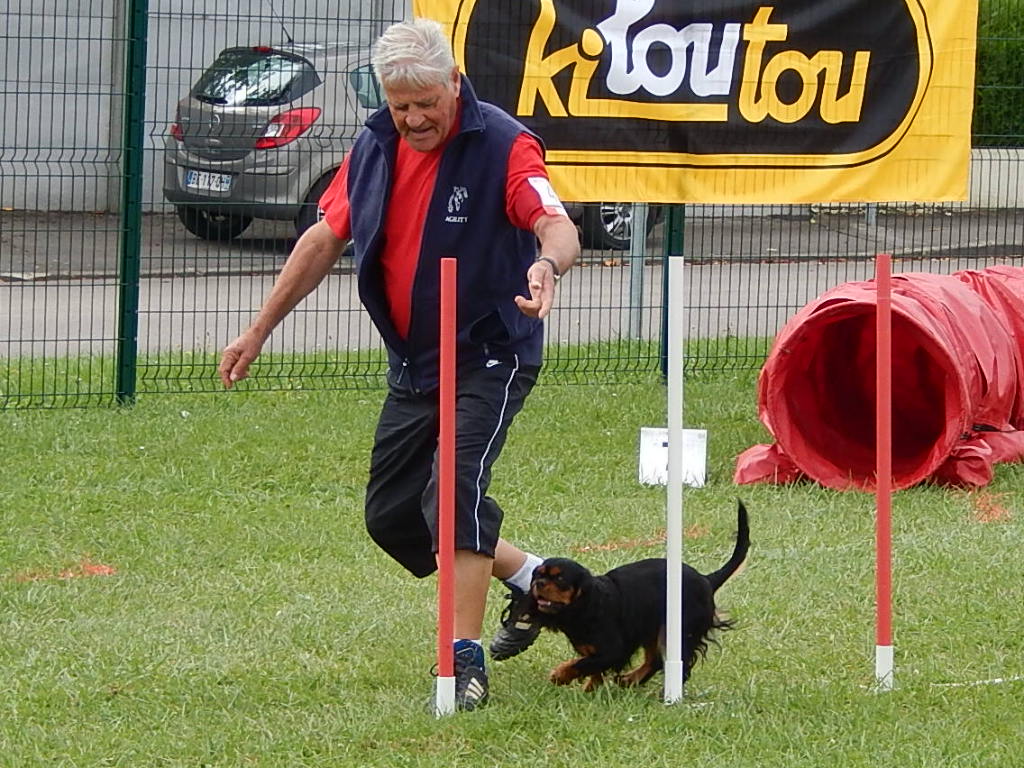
left=2, top=372, right=1022, bottom=766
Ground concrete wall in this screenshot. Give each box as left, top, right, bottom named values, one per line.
left=1, top=3, right=122, bottom=210
left=968, top=149, right=1024, bottom=208
left=0, top=0, right=408, bottom=211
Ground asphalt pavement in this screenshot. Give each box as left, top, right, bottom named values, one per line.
left=2, top=206, right=1022, bottom=357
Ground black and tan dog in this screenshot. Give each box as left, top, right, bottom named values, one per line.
left=528, top=501, right=749, bottom=691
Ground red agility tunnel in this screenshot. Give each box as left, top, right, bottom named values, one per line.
left=735, top=265, right=1024, bottom=490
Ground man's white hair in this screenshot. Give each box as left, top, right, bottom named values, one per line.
left=372, top=18, right=457, bottom=90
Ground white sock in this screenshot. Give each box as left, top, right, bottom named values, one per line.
left=503, top=553, right=543, bottom=593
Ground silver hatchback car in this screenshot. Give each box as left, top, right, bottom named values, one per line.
left=164, top=41, right=658, bottom=249
left=163, top=42, right=381, bottom=241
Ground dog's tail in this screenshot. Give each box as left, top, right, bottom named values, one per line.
left=705, top=500, right=750, bottom=592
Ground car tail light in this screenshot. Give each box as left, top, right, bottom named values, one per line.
left=254, top=107, right=322, bottom=149
left=170, top=122, right=184, bottom=141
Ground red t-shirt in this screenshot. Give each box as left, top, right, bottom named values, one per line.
left=319, top=117, right=566, bottom=339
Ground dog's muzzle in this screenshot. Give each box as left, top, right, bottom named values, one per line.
left=530, top=582, right=571, bottom=614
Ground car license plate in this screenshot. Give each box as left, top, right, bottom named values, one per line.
left=184, top=169, right=233, bottom=193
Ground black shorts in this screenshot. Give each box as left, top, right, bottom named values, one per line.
left=364, top=354, right=539, bottom=577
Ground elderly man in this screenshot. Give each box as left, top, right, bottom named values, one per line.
left=218, top=18, right=579, bottom=710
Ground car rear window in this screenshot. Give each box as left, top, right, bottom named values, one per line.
left=349, top=65, right=384, bottom=109
left=192, top=48, right=321, bottom=107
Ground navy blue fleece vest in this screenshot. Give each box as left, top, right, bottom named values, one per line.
left=346, top=76, right=543, bottom=393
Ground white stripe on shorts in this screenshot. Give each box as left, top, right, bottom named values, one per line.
left=472, top=354, right=519, bottom=550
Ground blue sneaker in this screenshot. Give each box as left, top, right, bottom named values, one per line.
left=453, top=639, right=489, bottom=711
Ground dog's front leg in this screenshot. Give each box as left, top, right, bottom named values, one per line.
left=549, top=659, right=606, bottom=691
left=565, top=646, right=622, bottom=690
left=581, top=672, right=605, bottom=692
left=549, top=659, right=585, bottom=685
left=618, top=639, right=664, bottom=687
left=550, top=642, right=621, bottom=689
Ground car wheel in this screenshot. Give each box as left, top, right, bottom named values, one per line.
left=295, top=171, right=337, bottom=238
left=580, top=202, right=661, bottom=250
left=175, top=206, right=253, bottom=241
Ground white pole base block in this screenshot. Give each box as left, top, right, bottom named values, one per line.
left=435, top=676, right=456, bottom=717
left=874, top=645, right=894, bottom=691
left=663, top=660, right=685, bottom=704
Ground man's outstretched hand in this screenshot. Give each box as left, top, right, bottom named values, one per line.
left=218, top=329, right=266, bottom=389
left=514, top=260, right=557, bottom=319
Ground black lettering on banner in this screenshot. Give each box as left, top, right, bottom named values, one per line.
left=454, top=0, right=931, bottom=167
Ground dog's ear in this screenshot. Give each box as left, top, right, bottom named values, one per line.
left=559, top=560, right=594, bottom=597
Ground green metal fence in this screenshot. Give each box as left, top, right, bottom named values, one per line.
left=2, top=1, right=1023, bottom=407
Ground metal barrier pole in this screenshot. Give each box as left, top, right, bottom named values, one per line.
left=115, top=0, right=149, bottom=405
left=628, top=203, right=648, bottom=339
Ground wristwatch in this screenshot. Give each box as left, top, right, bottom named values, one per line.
left=536, top=256, right=561, bottom=281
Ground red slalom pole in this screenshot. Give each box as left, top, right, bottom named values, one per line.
left=436, top=257, right=457, bottom=716
left=875, top=252, right=894, bottom=691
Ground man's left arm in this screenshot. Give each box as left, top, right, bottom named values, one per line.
left=514, top=214, right=580, bottom=319
left=506, top=134, right=581, bottom=319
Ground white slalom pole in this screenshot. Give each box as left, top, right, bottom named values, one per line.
left=664, top=251, right=685, bottom=704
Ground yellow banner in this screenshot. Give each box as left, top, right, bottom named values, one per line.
left=413, top=0, right=977, bottom=203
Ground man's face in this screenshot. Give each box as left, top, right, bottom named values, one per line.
left=383, top=67, right=461, bottom=153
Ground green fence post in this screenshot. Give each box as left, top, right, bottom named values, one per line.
left=660, top=204, right=685, bottom=379
left=115, top=0, right=149, bottom=405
